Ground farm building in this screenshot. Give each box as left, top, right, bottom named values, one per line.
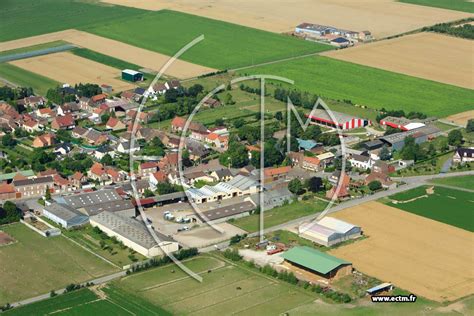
left=187, top=175, right=259, bottom=204
left=306, top=109, right=370, bottom=130
left=379, top=126, right=441, bottom=151
left=380, top=116, right=425, bottom=131
left=90, top=211, right=178, bottom=258
left=281, top=246, right=352, bottom=280
left=42, top=202, right=89, bottom=229
left=295, top=23, right=372, bottom=42
left=121, top=69, right=143, bottom=82
left=198, top=200, right=256, bottom=223
left=299, top=217, right=361, bottom=246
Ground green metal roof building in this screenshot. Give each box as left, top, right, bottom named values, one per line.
left=0, top=170, right=35, bottom=182
left=281, top=246, right=351, bottom=278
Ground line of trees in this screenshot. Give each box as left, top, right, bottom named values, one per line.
left=423, top=22, right=474, bottom=40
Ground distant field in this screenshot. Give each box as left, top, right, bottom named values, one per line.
left=0, top=41, right=68, bottom=57
left=239, top=56, right=474, bottom=117
left=0, top=223, right=118, bottom=306
left=0, top=0, right=145, bottom=42
left=387, top=186, right=474, bottom=231
left=430, top=175, right=474, bottom=190
left=10, top=52, right=136, bottom=92
left=399, top=0, right=474, bottom=13
left=83, top=10, right=332, bottom=69
left=323, top=32, right=474, bottom=89
left=100, top=0, right=472, bottom=38
left=0, top=63, right=58, bottom=96
left=231, top=199, right=328, bottom=233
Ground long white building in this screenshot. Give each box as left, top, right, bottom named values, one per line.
left=299, top=217, right=361, bottom=247
left=90, top=211, right=179, bottom=258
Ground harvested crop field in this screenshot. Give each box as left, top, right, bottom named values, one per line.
left=0, top=30, right=215, bottom=79
left=323, top=32, right=474, bottom=89
left=446, top=110, right=474, bottom=126
left=328, top=201, right=474, bottom=302
left=10, top=52, right=136, bottom=92
left=100, top=0, right=472, bottom=38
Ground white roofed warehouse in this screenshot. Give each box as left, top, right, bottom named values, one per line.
left=299, top=217, right=361, bottom=246
left=90, top=211, right=179, bottom=258
left=306, top=109, right=371, bottom=130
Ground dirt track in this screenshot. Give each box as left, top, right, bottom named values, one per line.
left=0, top=30, right=215, bottom=79
left=323, top=32, right=474, bottom=89
left=10, top=52, right=136, bottom=92
left=328, top=201, right=474, bottom=302
left=100, top=0, right=472, bottom=38
left=446, top=110, right=474, bottom=126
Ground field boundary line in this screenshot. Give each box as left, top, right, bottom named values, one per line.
left=61, top=234, right=121, bottom=269
left=105, top=298, right=136, bottom=316
left=427, top=183, right=474, bottom=193
left=140, top=262, right=227, bottom=292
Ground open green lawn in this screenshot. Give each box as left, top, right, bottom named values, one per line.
left=114, top=256, right=315, bottom=315
left=239, top=56, right=474, bottom=117
left=430, top=175, right=474, bottom=190
left=230, top=199, right=328, bottom=233
left=0, top=63, right=59, bottom=96
left=0, top=223, right=118, bottom=305
left=386, top=186, right=474, bottom=232
left=0, top=0, right=146, bottom=42
left=399, top=0, right=474, bottom=13
left=83, top=10, right=332, bottom=69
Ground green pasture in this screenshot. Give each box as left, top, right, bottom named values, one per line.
left=0, top=63, right=59, bottom=96
left=399, top=0, right=474, bottom=13
left=430, top=175, right=474, bottom=190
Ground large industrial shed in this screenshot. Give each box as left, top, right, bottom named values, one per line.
left=281, top=246, right=352, bottom=280
left=306, top=109, right=371, bottom=130
left=298, top=217, right=361, bottom=246
left=379, top=125, right=441, bottom=151
left=42, top=202, right=89, bottom=229
left=90, top=211, right=178, bottom=258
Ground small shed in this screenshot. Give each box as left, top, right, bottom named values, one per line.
left=122, top=69, right=143, bottom=82
left=366, top=283, right=394, bottom=296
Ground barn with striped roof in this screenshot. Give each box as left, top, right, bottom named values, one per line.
left=306, top=109, right=371, bottom=130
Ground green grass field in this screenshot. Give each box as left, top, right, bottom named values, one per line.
left=430, top=175, right=474, bottom=190
left=83, top=10, right=332, bottom=69
left=0, top=0, right=146, bottom=42
left=0, top=41, right=68, bottom=57
left=239, top=56, right=474, bottom=117
left=114, top=256, right=315, bottom=315
left=386, top=186, right=474, bottom=232
left=0, top=223, right=118, bottom=305
left=70, top=48, right=154, bottom=82
left=399, top=0, right=474, bottom=13
left=230, top=199, right=328, bottom=233
left=0, top=63, right=59, bottom=96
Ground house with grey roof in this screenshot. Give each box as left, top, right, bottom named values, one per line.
left=43, top=202, right=89, bottom=229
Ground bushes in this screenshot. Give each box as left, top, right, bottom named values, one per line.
left=229, top=234, right=247, bottom=245
left=223, top=249, right=242, bottom=261
left=128, top=248, right=199, bottom=274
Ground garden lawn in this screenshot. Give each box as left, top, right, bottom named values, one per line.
left=0, top=63, right=59, bottom=96
left=0, top=223, right=118, bottom=305
left=430, top=175, right=474, bottom=190
left=83, top=10, right=333, bottom=69
left=387, top=186, right=474, bottom=232
left=239, top=56, right=474, bottom=117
